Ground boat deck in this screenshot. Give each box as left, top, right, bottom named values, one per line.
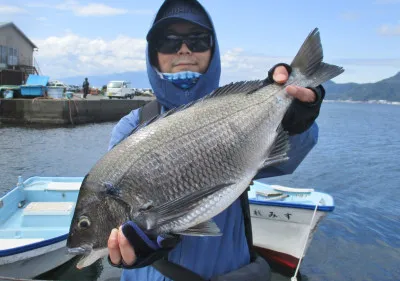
left=249, top=181, right=335, bottom=211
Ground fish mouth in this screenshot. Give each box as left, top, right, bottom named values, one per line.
left=67, top=245, right=92, bottom=255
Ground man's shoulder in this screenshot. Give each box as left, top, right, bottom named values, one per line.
left=108, top=108, right=141, bottom=150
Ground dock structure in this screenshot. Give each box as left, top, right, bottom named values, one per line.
left=0, top=98, right=152, bottom=125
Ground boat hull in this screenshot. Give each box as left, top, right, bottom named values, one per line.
left=250, top=204, right=328, bottom=271
left=0, top=240, right=73, bottom=278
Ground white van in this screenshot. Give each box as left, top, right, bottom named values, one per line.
left=106, top=81, right=136, bottom=99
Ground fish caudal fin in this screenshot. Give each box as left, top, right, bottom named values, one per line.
left=290, top=28, right=344, bottom=87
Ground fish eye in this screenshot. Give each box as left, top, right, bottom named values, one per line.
left=78, top=216, right=91, bottom=229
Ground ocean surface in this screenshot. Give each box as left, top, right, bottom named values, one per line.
left=1, top=102, right=399, bottom=281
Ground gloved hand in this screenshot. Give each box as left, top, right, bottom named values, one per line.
left=266, top=63, right=326, bottom=135
left=108, top=221, right=181, bottom=269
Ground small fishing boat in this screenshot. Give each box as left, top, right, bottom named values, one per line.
left=0, top=176, right=334, bottom=279
left=248, top=181, right=335, bottom=275
left=0, top=176, right=83, bottom=279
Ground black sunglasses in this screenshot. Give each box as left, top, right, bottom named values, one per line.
left=154, top=33, right=213, bottom=54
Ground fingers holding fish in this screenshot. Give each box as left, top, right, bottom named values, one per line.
left=107, top=227, right=137, bottom=267
left=108, top=228, right=122, bottom=266
left=285, top=85, right=316, bottom=103
left=271, top=65, right=317, bottom=103
left=118, top=226, right=137, bottom=266
left=272, top=66, right=289, bottom=84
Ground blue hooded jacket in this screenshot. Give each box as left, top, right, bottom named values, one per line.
left=108, top=1, right=319, bottom=280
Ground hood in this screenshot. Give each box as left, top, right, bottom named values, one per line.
left=146, top=0, right=221, bottom=109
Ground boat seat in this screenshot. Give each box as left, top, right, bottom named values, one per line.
left=22, top=202, right=75, bottom=227
left=45, top=182, right=81, bottom=191
left=23, top=202, right=75, bottom=216
left=271, top=185, right=314, bottom=193
left=0, top=238, right=44, bottom=250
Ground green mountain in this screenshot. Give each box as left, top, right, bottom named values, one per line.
left=323, top=72, right=400, bottom=102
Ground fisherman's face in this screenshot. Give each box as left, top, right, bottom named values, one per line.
left=156, top=22, right=212, bottom=74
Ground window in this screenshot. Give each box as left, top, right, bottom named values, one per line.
left=0, top=46, right=7, bottom=64
left=0, top=45, right=19, bottom=65
left=107, top=82, right=123, bottom=88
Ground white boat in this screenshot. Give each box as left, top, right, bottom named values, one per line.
left=0, top=176, right=83, bottom=279
left=0, top=176, right=334, bottom=278
left=248, top=181, right=334, bottom=274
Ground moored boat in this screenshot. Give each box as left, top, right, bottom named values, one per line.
left=248, top=181, right=335, bottom=274
left=0, top=176, right=83, bottom=279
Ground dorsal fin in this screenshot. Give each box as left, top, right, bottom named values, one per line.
left=209, top=80, right=264, bottom=97
left=130, top=79, right=265, bottom=137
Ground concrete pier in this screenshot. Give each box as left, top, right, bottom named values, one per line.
left=0, top=98, right=152, bottom=125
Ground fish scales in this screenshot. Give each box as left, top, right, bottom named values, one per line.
left=67, top=28, right=344, bottom=269
left=108, top=91, right=287, bottom=233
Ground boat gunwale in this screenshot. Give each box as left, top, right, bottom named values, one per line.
left=0, top=233, right=68, bottom=257
left=248, top=199, right=335, bottom=212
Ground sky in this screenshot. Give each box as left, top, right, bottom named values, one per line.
left=1, top=0, right=400, bottom=86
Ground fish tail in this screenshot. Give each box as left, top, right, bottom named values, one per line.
left=290, top=28, right=344, bottom=87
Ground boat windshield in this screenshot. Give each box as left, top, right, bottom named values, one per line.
left=107, top=82, right=123, bottom=88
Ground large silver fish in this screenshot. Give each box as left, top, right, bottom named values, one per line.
left=67, top=28, right=344, bottom=268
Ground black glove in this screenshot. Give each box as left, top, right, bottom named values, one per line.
left=266, top=63, right=326, bottom=135
left=108, top=221, right=181, bottom=269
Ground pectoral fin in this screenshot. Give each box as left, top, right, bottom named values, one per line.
left=261, top=125, right=290, bottom=169
left=143, top=182, right=233, bottom=230
left=177, top=220, right=222, bottom=236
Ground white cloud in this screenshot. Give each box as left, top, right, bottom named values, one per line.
left=340, top=12, right=360, bottom=21
left=36, top=17, right=47, bottom=21
left=75, top=4, right=127, bottom=16
left=334, top=58, right=400, bottom=67
left=34, top=33, right=147, bottom=78
left=220, top=49, right=400, bottom=84
left=375, top=0, right=400, bottom=3
left=377, top=24, right=400, bottom=35
left=33, top=33, right=399, bottom=84
left=0, top=5, right=28, bottom=14
left=129, top=9, right=154, bottom=15
left=55, top=1, right=128, bottom=16
left=25, top=1, right=132, bottom=16
left=317, top=58, right=400, bottom=83
left=25, top=3, right=51, bottom=8
left=220, top=48, right=290, bottom=84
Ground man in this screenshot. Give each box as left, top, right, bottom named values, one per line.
left=107, top=0, right=325, bottom=280
left=82, top=77, right=90, bottom=99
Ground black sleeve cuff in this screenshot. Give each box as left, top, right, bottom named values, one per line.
left=107, top=249, right=171, bottom=269
left=282, top=85, right=326, bottom=135
left=304, top=85, right=325, bottom=107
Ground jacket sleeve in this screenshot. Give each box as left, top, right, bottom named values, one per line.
left=253, top=121, right=318, bottom=180
left=108, top=109, right=141, bottom=151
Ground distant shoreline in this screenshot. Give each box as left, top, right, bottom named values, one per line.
left=324, top=100, right=400, bottom=106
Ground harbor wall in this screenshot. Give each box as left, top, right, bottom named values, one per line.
left=0, top=99, right=151, bottom=125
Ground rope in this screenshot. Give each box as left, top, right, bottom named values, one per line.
left=73, top=99, right=79, bottom=114
left=291, top=199, right=322, bottom=281
left=67, top=98, right=81, bottom=125
left=68, top=99, right=74, bottom=125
